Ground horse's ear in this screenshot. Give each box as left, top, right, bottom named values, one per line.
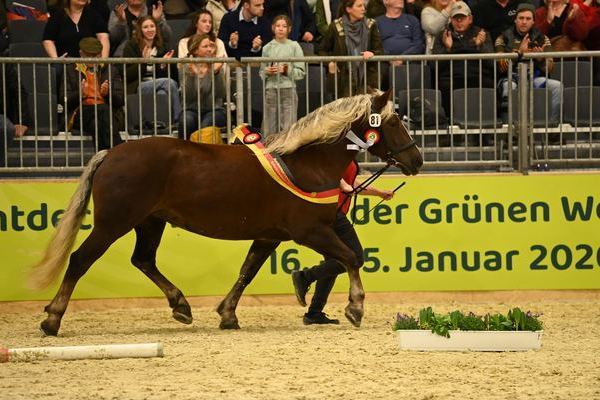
left=372, top=89, right=392, bottom=112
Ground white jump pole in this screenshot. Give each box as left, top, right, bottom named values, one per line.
left=0, top=343, right=163, bottom=362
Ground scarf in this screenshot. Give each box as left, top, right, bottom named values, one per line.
left=341, top=14, right=369, bottom=87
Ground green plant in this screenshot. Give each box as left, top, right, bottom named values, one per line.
left=393, top=307, right=543, bottom=337
left=392, top=313, right=419, bottom=330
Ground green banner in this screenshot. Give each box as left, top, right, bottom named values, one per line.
left=1, top=174, right=599, bottom=301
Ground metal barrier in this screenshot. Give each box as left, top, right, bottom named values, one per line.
left=1, top=51, right=599, bottom=175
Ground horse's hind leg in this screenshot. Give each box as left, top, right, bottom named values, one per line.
left=41, top=227, right=120, bottom=336
left=131, top=216, right=192, bottom=325
left=217, top=239, right=280, bottom=329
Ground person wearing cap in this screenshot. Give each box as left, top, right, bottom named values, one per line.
left=495, top=3, right=563, bottom=123
left=178, top=33, right=227, bottom=139
left=472, top=0, right=533, bottom=42
left=432, top=0, right=495, bottom=131
left=62, top=37, right=124, bottom=150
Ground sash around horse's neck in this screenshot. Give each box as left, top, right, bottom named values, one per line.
left=233, top=125, right=341, bottom=204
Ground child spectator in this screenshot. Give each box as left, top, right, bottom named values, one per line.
left=260, top=15, right=306, bottom=135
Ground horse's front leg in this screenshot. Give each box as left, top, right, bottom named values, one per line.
left=295, top=227, right=364, bottom=327
left=217, top=239, right=280, bottom=329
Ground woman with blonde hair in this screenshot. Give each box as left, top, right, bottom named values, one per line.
left=421, top=0, right=453, bottom=53
left=178, top=33, right=227, bottom=139
left=123, top=15, right=181, bottom=124
left=177, top=9, right=227, bottom=73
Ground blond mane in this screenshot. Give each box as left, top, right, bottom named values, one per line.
left=265, top=94, right=394, bottom=155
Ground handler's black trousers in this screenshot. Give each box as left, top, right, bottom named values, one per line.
left=303, top=212, right=364, bottom=314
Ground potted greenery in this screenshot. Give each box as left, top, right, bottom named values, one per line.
left=393, top=307, right=543, bottom=352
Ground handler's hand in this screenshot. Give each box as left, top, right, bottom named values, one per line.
left=378, top=189, right=394, bottom=200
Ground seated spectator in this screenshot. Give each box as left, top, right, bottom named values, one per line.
left=63, top=37, right=123, bottom=150
left=218, top=0, right=272, bottom=58
left=264, top=0, right=317, bottom=43
left=108, top=0, right=172, bottom=56
left=0, top=62, right=31, bottom=165
left=495, top=3, right=563, bottom=122
left=123, top=16, right=181, bottom=124
left=259, top=15, right=306, bottom=135
left=376, top=0, right=424, bottom=61
left=178, top=33, right=227, bottom=139
left=206, top=0, right=240, bottom=34
left=162, top=0, right=206, bottom=18
left=178, top=9, right=227, bottom=74
left=43, top=0, right=110, bottom=58
left=319, top=0, right=383, bottom=98
left=421, top=0, right=453, bottom=53
left=432, top=1, right=494, bottom=114
left=535, top=0, right=591, bottom=50
left=473, top=0, right=532, bottom=42
left=367, top=0, right=426, bottom=19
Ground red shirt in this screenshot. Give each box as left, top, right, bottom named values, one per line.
left=338, top=160, right=359, bottom=215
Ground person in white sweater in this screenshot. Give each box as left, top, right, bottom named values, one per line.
left=420, top=0, right=454, bottom=53
left=259, top=15, right=306, bottom=135
left=178, top=9, right=228, bottom=73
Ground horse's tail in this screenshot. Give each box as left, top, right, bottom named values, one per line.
left=29, top=150, right=109, bottom=290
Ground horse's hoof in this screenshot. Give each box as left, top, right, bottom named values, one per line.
left=40, top=319, right=59, bottom=337
left=172, top=305, right=193, bottom=325
left=219, top=320, right=240, bottom=330
left=344, top=306, right=363, bottom=328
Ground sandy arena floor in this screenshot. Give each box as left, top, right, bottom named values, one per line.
left=1, top=291, right=599, bottom=400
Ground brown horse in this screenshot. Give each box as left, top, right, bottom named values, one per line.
left=30, top=90, right=423, bottom=336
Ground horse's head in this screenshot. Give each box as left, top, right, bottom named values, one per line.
left=351, top=90, right=423, bottom=175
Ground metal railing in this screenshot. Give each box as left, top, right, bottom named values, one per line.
left=1, top=51, right=599, bottom=175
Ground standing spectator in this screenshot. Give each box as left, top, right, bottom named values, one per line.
left=63, top=37, right=124, bottom=150
left=218, top=0, right=272, bottom=58
left=495, top=3, right=563, bottom=121
left=178, top=9, right=227, bottom=73
left=376, top=0, right=424, bottom=59
left=432, top=1, right=494, bottom=115
left=108, top=0, right=172, bottom=56
left=123, top=16, right=181, bottom=124
left=206, top=0, right=240, bottom=34
left=535, top=0, right=590, bottom=50
left=315, top=0, right=340, bottom=45
left=473, top=0, right=532, bottom=42
left=319, top=0, right=383, bottom=98
left=260, top=15, right=306, bottom=135
left=0, top=62, right=31, bottom=165
left=178, top=33, right=227, bottom=138
left=43, top=0, right=110, bottom=58
left=264, top=0, right=317, bottom=43
left=421, top=0, right=453, bottom=54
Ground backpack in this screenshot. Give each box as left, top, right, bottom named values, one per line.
left=409, top=96, right=447, bottom=128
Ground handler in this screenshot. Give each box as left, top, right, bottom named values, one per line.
left=291, top=160, right=394, bottom=324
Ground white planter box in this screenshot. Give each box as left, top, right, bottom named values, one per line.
left=397, top=330, right=543, bottom=352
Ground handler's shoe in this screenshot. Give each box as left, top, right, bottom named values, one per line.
left=303, top=312, right=340, bottom=325
left=291, top=270, right=310, bottom=307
